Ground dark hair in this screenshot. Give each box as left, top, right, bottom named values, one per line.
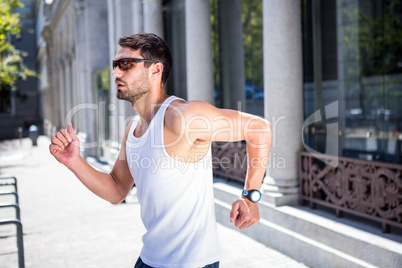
left=118, top=33, right=173, bottom=86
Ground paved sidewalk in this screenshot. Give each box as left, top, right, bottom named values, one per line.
left=0, top=137, right=307, bottom=268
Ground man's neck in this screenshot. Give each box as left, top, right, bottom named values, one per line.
left=133, top=90, right=169, bottom=125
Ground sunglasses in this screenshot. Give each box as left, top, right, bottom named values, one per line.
left=112, top=58, right=158, bottom=71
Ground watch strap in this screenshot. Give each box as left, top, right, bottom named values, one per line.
left=242, top=189, right=261, bottom=203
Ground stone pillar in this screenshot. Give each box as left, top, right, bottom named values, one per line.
left=58, top=62, right=66, bottom=125
left=107, top=0, right=134, bottom=147
left=69, top=10, right=78, bottom=129
left=107, top=0, right=119, bottom=146
left=116, top=0, right=136, bottom=139
left=142, top=0, right=163, bottom=37
left=74, top=0, right=95, bottom=156
left=50, top=44, right=61, bottom=128
left=262, top=0, right=303, bottom=206
left=132, top=0, right=143, bottom=33
left=219, top=0, right=246, bottom=110
left=76, top=2, right=86, bottom=135
left=116, top=0, right=134, bottom=36
left=64, top=57, right=72, bottom=115
left=64, top=16, right=73, bottom=118
left=185, top=0, right=214, bottom=104
left=71, top=55, right=78, bottom=128
left=42, top=27, right=59, bottom=128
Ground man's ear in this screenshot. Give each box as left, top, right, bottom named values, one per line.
left=150, top=62, right=163, bottom=79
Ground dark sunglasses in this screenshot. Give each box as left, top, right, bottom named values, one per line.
left=112, top=58, right=158, bottom=71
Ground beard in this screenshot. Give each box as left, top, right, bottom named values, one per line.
left=116, top=72, right=150, bottom=104
left=117, top=86, right=148, bottom=104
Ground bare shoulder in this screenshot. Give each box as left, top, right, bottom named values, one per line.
left=164, top=99, right=186, bottom=133
left=166, top=100, right=216, bottom=118
left=164, top=100, right=215, bottom=134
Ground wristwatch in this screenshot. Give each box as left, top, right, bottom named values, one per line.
left=242, top=189, right=261, bottom=203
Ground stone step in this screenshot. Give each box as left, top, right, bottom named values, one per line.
left=213, top=179, right=402, bottom=268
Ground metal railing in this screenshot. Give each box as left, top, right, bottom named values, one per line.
left=0, top=175, right=25, bottom=268
left=0, top=175, right=18, bottom=192
left=0, top=219, right=24, bottom=268
left=0, top=191, right=19, bottom=204
left=212, top=141, right=247, bottom=183
left=299, top=152, right=402, bottom=233
left=0, top=203, right=21, bottom=220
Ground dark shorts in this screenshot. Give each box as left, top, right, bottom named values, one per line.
left=134, top=257, right=219, bottom=268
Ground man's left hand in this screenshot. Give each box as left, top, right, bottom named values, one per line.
left=230, top=198, right=260, bottom=229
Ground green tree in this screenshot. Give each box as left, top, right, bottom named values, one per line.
left=0, top=0, right=36, bottom=113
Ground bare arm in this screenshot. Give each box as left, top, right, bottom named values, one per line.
left=177, top=101, right=272, bottom=229
left=49, top=123, right=134, bottom=204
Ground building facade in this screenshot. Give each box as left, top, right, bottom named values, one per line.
left=35, top=0, right=303, bottom=203
left=34, top=0, right=402, bottom=218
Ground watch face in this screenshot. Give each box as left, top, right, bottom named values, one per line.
left=250, top=191, right=261, bottom=202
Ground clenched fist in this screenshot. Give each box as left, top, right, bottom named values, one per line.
left=49, top=123, right=80, bottom=168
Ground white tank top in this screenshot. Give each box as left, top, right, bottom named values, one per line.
left=125, top=96, right=221, bottom=268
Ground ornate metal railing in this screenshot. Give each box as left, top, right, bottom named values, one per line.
left=300, top=152, right=402, bottom=232
left=212, top=141, right=247, bottom=183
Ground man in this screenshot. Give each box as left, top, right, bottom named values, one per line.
left=50, top=33, right=271, bottom=268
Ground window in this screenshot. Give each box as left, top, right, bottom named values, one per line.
left=210, top=0, right=264, bottom=116
left=302, top=0, right=402, bottom=163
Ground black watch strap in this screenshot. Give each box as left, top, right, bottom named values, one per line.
left=242, top=189, right=261, bottom=203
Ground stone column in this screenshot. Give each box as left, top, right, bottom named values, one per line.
left=219, top=0, right=246, bottom=110
left=116, top=0, right=134, bottom=36
left=107, top=0, right=134, bottom=148
left=262, top=0, right=303, bottom=206
left=71, top=55, right=78, bottom=128
left=58, top=62, right=66, bottom=125
left=115, top=0, right=136, bottom=140
left=64, top=56, right=72, bottom=115
left=50, top=44, right=60, bottom=128
left=185, top=0, right=214, bottom=104
left=42, top=27, right=58, bottom=129
left=142, top=0, right=163, bottom=37
left=74, top=0, right=95, bottom=156
left=69, top=9, right=78, bottom=129
left=107, top=0, right=119, bottom=146
left=132, top=0, right=143, bottom=33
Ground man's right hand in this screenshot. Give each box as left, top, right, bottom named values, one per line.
left=49, top=123, right=80, bottom=168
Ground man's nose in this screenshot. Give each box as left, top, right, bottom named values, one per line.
left=112, top=67, right=122, bottom=78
